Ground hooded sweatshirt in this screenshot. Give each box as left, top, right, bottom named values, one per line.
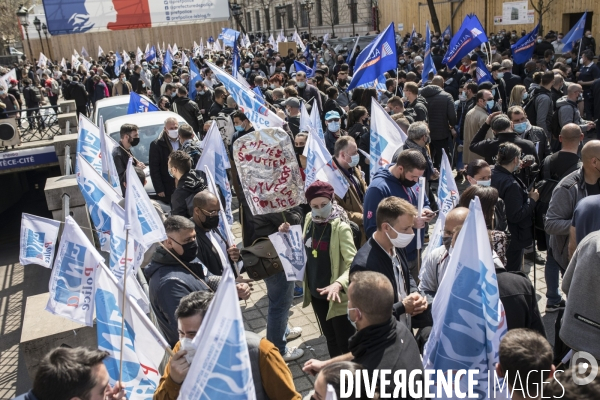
left=170, top=170, right=208, bottom=218
left=363, top=165, right=431, bottom=261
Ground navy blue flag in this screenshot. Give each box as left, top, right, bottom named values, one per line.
left=348, top=22, right=398, bottom=91
left=303, top=42, right=313, bottom=67
left=475, top=55, right=493, bottom=84
left=346, top=36, right=360, bottom=64
left=161, top=50, right=173, bottom=75
left=442, top=14, right=488, bottom=69
left=222, top=28, right=241, bottom=47
left=294, top=60, right=315, bottom=78
left=145, top=45, right=156, bottom=62
left=442, top=25, right=451, bottom=39
left=208, top=36, right=215, bottom=43
left=114, top=52, right=123, bottom=77
left=562, top=12, right=587, bottom=53
left=511, top=24, right=539, bottom=65
left=252, top=86, right=265, bottom=104
left=127, top=92, right=159, bottom=114
left=407, top=25, right=416, bottom=48
left=188, top=60, right=203, bottom=100
left=232, top=40, right=240, bottom=79
left=422, top=21, right=437, bottom=85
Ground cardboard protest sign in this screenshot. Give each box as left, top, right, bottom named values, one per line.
left=233, top=128, right=305, bottom=215
left=268, top=225, right=307, bottom=281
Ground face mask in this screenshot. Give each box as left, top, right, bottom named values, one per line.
left=244, top=67, right=251, bottom=73
left=179, top=337, right=196, bottom=364
left=537, top=39, right=542, bottom=44
left=566, top=58, right=572, bottom=64
left=347, top=307, right=359, bottom=329
left=511, top=34, right=516, bottom=38
left=496, top=72, right=504, bottom=79
left=0, top=91, right=5, bottom=96
left=486, top=99, right=495, bottom=110
left=167, top=129, right=179, bottom=139
left=270, top=84, right=275, bottom=89
left=348, top=154, right=360, bottom=168
left=234, top=124, right=244, bottom=132
left=297, top=81, right=306, bottom=88
left=199, top=90, right=205, bottom=95
left=179, top=240, right=199, bottom=262
left=477, top=179, right=491, bottom=187
left=491, top=50, right=497, bottom=55
left=201, top=214, right=220, bottom=230
left=294, top=145, right=305, bottom=156
left=399, top=59, right=405, bottom=64
left=587, top=35, right=593, bottom=39
left=386, top=224, right=415, bottom=248
left=328, top=121, right=340, bottom=132
left=120, top=77, right=126, bottom=82
left=399, top=173, right=417, bottom=187
left=281, top=67, right=286, bottom=71
left=580, top=57, right=584, bottom=64
left=312, top=201, right=333, bottom=221
left=522, top=92, right=528, bottom=100
left=459, top=93, right=467, bottom=102
left=319, top=58, right=324, bottom=63
left=513, top=121, right=528, bottom=134
left=442, top=236, right=452, bottom=251
left=130, top=137, right=140, bottom=147
left=491, top=89, right=496, bottom=96
left=171, top=92, right=177, bottom=98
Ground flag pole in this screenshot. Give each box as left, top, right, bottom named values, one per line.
left=118, top=228, right=130, bottom=384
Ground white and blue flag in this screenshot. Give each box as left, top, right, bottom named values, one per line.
left=304, top=128, right=349, bottom=198
left=127, top=92, right=159, bottom=114
left=299, top=102, right=311, bottom=133
left=294, top=60, right=315, bottom=78
left=188, top=59, right=203, bottom=101
left=178, top=266, right=256, bottom=399
left=114, top=51, right=123, bottom=77
left=422, top=21, right=437, bottom=84
left=475, top=54, right=494, bottom=84
left=99, top=116, right=122, bottom=195
left=46, top=216, right=104, bottom=326
left=309, top=102, right=325, bottom=141
left=423, top=197, right=507, bottom=399
left=95, top=263, right=168, bottom=400
left=19, top=213, right=61, bottom=269
left=76, top=114, right=103, bottom=176
left=369, top=98, right=407, bottom=180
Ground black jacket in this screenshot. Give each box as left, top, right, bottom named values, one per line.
left=493, top=77, right=508, bottom=113
left=65, top=81, right=88, bottom=107
left=171, top=170, right=208, bottom=218
left=112, top=142, right=143, bottom=195
left=297, top=84, right=322, bottom=114
left=420, top=85, right=457, bottom=141
left=195, top=223, right=237, bottom=276
left=171, top=96, right=202, bottom=133
left=469, top=124, right=539, bottom=166
left=348, top=318, right=423, bottom=400
left=350, top=237, right=417, bottom=319
left=522, top=125, right=552, bottom=162
left=129, top=72, right=141, bottom=93
left=405, top=95, right=428, bottom=123
left=241, top=206, right=303, bottom=248
left=151, top=73, right=164, bottom=97
left=496, top=267, right=546, bottom=337
left=491, top=165, right=536, bottom=246
left=208, top=101, right=224, bottom=119
left=144, top=247, right=209, bottom=347
left=149, top=132, right=176, bottom=201
left=194, top=89, right=214, bottom=120
left=22, top=85, right=40, bottom=108
left=503, top=72, right=522, bottom=100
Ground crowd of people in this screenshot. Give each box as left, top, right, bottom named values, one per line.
left=7, top=23, right=600, bottom=400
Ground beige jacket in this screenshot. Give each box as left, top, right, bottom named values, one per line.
left=463, top=105, right=492, bottom=165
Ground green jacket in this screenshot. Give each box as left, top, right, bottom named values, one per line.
left=302, top=214, right=357, bottom=320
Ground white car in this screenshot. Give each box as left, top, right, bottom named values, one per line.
left=9, top=47, right=23, bottom=56
left=104, top=111, right=186, bottom=209
left=93, top=94, right=153, bottom=126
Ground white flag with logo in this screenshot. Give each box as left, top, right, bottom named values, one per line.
left=76, top=114, right=103, bottom=176
left=136, top=47, right=143, bottom=65
left=369, top=97, right=407, bottom=180
left=98, top=116, right=122, bottom=195
left=37, top=53, right=48, bottom=68
left=124, top=158, right=167, bottom=249
left=46, top=216, right=103, bottom=326
left=71, top=54, right=81, bottom=71
left=213, top=40, right=222, bottom=52
left=122, top=50, right=131, bottom=64
left=60, top=58, right=67, bottom=70
left=98, top=46, right=104, bottom=57
left=73, top=49, right=80, bottom=57
left=95, top=263, right=168, bottom=399
left=0, top=68, right=16, bottom=88
left=20, top=213, right=60, bottom=268
left=292, top=31, right=306, bottom=51
left=299, top=102, right=311, bottom=132
left=304, top=128, right=349, bottom=198
left=196, top=122, right=233, bottom=225
left=178, top=266, right=256, bottom=399
left=309, top=103, right=325, bottom=140
left=81, top=46, right=89, bottom=58
left=269, top=34, right=276, bottom=47
left=76, top=154, right=123, bottom=250
left=423, top=197, right=507, bottom=399
left=172, top=43, right=179, bottom=54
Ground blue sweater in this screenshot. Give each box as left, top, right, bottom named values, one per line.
left=363, top=165, right=431, bottom=261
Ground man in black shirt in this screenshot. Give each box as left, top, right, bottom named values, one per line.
left=112, top=123, right=145, bottom=195
left=208, top=86, right=227, bottom=119
left=284, top=97, right=301, bottom=136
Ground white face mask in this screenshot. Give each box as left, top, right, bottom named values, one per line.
left=179, top=337, right=196, bottom=364
left=167, top=129, right=179, bottom=139
left=477, top=180, right=491, bottom=187
left=386, top=224, right=415, bottom=248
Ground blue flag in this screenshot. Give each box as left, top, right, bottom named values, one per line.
left=188, top=60, right=203, bottom=100
left=161, top=49, right=173, bottom=75
left=562, top=12, right=587, bottom=53
left=127, top=92, right=159, bottom=114
left=145, top=45, right=156, bottom=62
left=304, top=41, right=313, bottom=66
left=294, top=60, right=314, bottom=78
left=346, top=36, right=360, bottom=64
left=222, top=28, right=241, bottom=47
left=252, top=86, right=265, bottom=104
left=475, top=55, right=493, bottom=84
left=442, top=14, right=488, bottom=68
left=114, top=52, right=123, bottom=77
left=232, top=40, right=240, bottom=79
left=407, top=25, right=416, bottom=48
left=208, top=36, right=214, bottom=43
left=422, top=21, right=437, bottom=84
left=442, top=25, right=451, bottom=39
left=511, top=24, right=539, bottom=65
left=348, top=22, right=397, bottom=91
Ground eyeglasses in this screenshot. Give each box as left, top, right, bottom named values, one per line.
left=201, top=208, right=220, bottom=216
left=327, top=118, right=340, bottom=122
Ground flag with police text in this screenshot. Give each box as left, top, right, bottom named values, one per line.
left=207, top=62, right=284, bottom=130
left=46, top=216, right=103, bottom=326
left=309, top=103, right=325, bottom=141
left=95, top=263, right=168, bottom=400
left=99, top=116, right=122, bottom=195
left=442, top=15, right=488, bottom=68
left=109, top=203, right=143, bottom=280
left=348, top=22, right=397, bottom=91
left=124, top=158, right=167, bottom=249
left=423, top=197, right=506, bottom=399
left=178, top=266, right=256, bottom=400
left=369, top=98, right=407, bottom=180
left=196, top=122, right=234, bottom=225
left=76, top=114, right=103, bottom=176
left=162, top=49, right=173, bottom=75
left=19, top=213, right=61, bottom=269
left=127, top=92, right=159, bottom=114
left=304, top=128, right=349, bottom=199
left=511, top=24, right=539, bottom=65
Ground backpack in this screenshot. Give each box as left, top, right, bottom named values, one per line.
left=182, top=141, right=202, bottom=167
left=50, top=79, right=60, bottom=95
left=523, top=89, right=550, bottom=130
left=550, top=103, right=577, bottom=139
left=30, top=86, right=43, bottom=103
left=214, top=112, right=235, bottom=147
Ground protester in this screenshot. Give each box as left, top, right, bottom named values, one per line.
left=112, top=123, right=145, bottom=194
left=463, top=89, right=493, bottom=164
left=323, top=111, right=344, bottom=155
left=421, top=76, right=457, bottom=167
left=149, top=117, right=179, bottom=203
left=171, top=86, right=202, bottom=134
left=168, top=151, right=207, bottom=218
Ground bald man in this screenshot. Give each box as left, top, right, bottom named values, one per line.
left=546, top=139, right=600, bottom=274
left=556, top=84, right=596, bottom=132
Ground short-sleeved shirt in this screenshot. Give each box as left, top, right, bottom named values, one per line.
left=572, top=194, right=600, bottom=243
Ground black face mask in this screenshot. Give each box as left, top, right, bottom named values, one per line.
left=130, top=137, right=140, bottom=147
left=201, top=214, right=220, bottom=230
left=442, top=236, right=452, bottom=251
left=170, top=237, right=198, bottom=262
left=399, top=173, right=417, bottom=187
left=294, top=145, right=305, bottom=156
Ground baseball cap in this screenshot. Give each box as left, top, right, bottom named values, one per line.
left=325, top=111, right=340, bottom=121
left=285, top=97, right=300, bottom=108
left=491, top=62, right=502, bottom=72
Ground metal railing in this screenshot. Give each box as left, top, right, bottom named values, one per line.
left=6, top=105, right=63, bottom=143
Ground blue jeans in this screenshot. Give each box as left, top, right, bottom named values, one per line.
left=545, top=234, right=563, bottom=305
left=264, top=270, right=294, bottom=354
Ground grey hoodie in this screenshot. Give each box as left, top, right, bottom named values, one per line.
left=555, top=95, right=592, bottom=132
